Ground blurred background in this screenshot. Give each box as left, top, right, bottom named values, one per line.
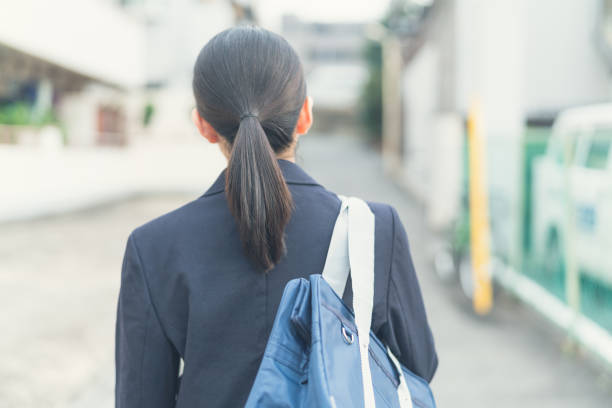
left=1, top=0, right=612, bottom=406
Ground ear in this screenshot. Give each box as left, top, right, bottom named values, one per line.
left=192, top=108, right=220, bottom=144
left=295, top=96, right=313, bottom=135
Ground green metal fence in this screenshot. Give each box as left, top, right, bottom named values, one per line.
left=449, top=124, right=612, bottom=367
left=518, top=126, right=612, bottom=335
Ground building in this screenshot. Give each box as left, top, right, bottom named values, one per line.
left=0, top=0, right=146, bottom=146
left=282, top=15, right=369, bottom=126
left=0, top=0, right=247, bottom=147
left=383, top=0, right=612, bottom=241
left=380, top=0, right=612, bottom=366
left=120, top=0, right=251, bottom=143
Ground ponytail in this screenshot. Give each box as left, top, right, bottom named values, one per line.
left=225, top=114, right=294, bottom=271
left=192, top=26, right=307, bottom=272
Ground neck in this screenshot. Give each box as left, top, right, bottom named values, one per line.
left=276, top=150, right=295, bottom=163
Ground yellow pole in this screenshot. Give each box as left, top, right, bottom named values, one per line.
left=467, top=99, right=493, bottom=314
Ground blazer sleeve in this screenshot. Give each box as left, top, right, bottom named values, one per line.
left=380, top=206, right=439, bottom=383
left=115, top=232, right=180, bottom=407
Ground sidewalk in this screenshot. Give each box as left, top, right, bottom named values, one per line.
left=298, top=133, right=612, bottom=407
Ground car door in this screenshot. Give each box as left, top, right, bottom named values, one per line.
left=532, top=123, right=579, bottom=265
left=571, top=126, right=612, bottom=285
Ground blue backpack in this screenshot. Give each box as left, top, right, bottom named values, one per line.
left=245, top=196, right=436, bottom=407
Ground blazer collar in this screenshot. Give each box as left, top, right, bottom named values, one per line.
left=201, top=158, right=321, bottom=197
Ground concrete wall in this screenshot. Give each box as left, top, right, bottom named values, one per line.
left=524, top=0, right=610, bottom=112
left=0, top=0, right=146, bottom=88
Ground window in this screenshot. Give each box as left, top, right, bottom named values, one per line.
left=549, top=130, right=578, bottom=165
left=584, top=128, right=612, bottom=170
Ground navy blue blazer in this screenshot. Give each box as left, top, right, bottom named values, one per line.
left=115, top=158, right=438, bottom=407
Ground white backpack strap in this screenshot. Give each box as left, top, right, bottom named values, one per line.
left=322, top=195, right=413, bottom=408
left=346, top=197, right=377, bottom=408
left=388, top=347, right=414, bottom=408
left=321, top=195, right=350, bottom=297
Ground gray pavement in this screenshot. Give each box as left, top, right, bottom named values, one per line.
left=1, top=132, right=611, bottom=407
left=0, top=194, right=193, bottom=408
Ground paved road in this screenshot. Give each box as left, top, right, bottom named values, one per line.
left=0, top=194, right=191, bottom=408
left=1, top=133, right=611, bottom=407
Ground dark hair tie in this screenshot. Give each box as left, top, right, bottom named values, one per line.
left=240, top=112, right=258, bottom=121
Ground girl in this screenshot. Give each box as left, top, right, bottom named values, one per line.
left=115, top=25, right=437, bottom=407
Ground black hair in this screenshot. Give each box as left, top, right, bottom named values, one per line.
left=192, top=25, right=307, bottom=272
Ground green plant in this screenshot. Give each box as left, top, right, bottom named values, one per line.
left=0, top=102, right=31, bottom=125
left=0, top=102, right=61, bottom=127
left=358, top=0, right=434, bottom=145
left=143, top=102, right=155, bottom=127
left=358, top=40, right=383, bottom=142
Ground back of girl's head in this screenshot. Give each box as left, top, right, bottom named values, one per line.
left=192, top=25, right=307, bottom=272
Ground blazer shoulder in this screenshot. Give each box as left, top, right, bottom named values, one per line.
left=366, top=200, right=395, bottom=227
left=129, top=196, right=213, bottom=245
left=367, top=200, right=405, bottom=275
left=366, top=199, right=397, bottom=264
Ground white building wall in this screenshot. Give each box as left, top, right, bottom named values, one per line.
left=141, top=0, right=234, bottom=86
left=141, top=0, right=235, bottom=142
left=402, top=45, right=438, bottom=201
left=58, top=84, right=127, bottom=146
left=524, top=0, right=610, bottom=112
left=0, top=0, right=146, bottom=88
left=455, top=0, right=610, bottom=115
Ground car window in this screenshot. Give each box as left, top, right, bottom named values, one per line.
left=584, top=128, right=612, bottom=170
left=548, top=129, right=578, bottom=165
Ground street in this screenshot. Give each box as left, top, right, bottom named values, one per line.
left=1, top=133, right=611, bottom=407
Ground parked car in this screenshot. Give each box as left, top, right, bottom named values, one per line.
left=532, top=104, right=612, bottom=286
